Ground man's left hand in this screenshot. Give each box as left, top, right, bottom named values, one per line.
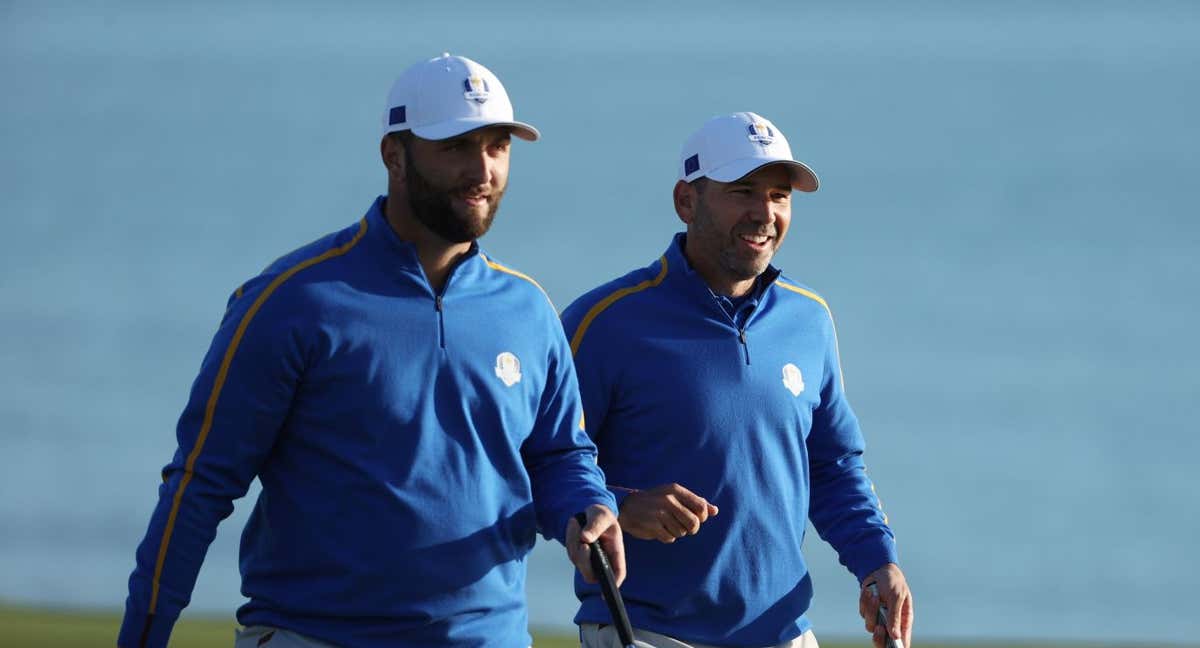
left=859, top=563, right=913, bottom=648
left=565, top=503, right=625, bottom=586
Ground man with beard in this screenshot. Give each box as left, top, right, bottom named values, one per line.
left=563, top=112, right=913, bottom=648
left=119, top=53, right=623, bottom=648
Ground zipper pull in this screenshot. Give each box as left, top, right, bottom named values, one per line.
left=435, top=295, right=443, bottom=312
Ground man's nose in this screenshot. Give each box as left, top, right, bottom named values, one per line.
left=746, top=195, right=775, bottom=224
left=461, top=147, right=492, bottom=187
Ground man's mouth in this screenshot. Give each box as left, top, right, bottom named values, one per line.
left=737, top=233, right=772, bottom=249
left=456, top=189, right=490, bottom=207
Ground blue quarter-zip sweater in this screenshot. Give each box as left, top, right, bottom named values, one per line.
left=119, top=197, right=616, bottom=648
left=562, top=234, right=898, bottom=647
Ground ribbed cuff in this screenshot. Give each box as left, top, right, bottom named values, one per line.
left=847, top=534, right=900, bottom=583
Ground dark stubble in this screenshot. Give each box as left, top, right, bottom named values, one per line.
left=693, top=194, right=776, bottom=280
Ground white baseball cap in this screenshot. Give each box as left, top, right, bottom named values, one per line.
left=381, top=53, right=540, bottom=142
left=679, top=112, right=818, bottom=192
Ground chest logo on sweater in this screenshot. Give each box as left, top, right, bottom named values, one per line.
left=782, top=363, right=805, bottom=396
left=494, top=352, right=522, bottom=387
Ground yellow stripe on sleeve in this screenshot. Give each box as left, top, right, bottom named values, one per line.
left=147, top=217, right=369, bottom=614
left=774, top=280, right=847, bottom=392
left=870, top=480, right=889, bottom=525
left=482, top=255, right=556, bottom=310
left=773, top=280, right=829, bottom=310
left=569, top=257, right=669, bottom=356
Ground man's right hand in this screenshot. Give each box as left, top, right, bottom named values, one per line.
left=618, top=483, right=718, bottom=543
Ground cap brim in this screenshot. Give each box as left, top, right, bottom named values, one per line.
left=411, top=118, right=540, bottom=142
left=707, top=157, right=819, bottom=192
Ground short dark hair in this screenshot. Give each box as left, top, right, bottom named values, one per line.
left=689, top=177, right=710, bottom=194
left=386, top=130, right=413, bottom=146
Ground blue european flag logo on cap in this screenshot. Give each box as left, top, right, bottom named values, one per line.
left=747, top=122, right=774, bottom=146
left=684, top=154, right=700, bottom=176
left=463, top=76, right=490, bottom=104
left=389, top=106, right=407, bottom=126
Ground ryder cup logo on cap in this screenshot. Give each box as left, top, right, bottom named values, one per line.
left=463, top=76, right=490, bottom=104
left=381, top=52, right=539, bottom=141
left=748, top=121, right=775, bottom=146
left=679, top=111, right=819, bottom=192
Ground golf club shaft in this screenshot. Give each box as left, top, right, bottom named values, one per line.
left=575, top=513, right=636, bottom=648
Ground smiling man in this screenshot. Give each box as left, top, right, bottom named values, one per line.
left=118, top=53, right=623, bottom=648
left=563, top=112, right=912, bottom=648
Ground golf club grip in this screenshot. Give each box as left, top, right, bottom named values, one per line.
left=867, top=583, right=904, bottom=648
left=575, top=513, right=636, bottom=648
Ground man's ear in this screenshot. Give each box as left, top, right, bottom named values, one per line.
left=380, top=134, right=407, bottom=185
left=673, top=180, right=696, bottom=225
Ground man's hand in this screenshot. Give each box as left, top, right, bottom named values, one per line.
left=860, top=563, right=913, bottom=648
left=618, top=483, right=719, bottom=543
left=566, top=503, right=625, bottom=586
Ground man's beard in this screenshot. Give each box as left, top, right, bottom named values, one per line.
left=405, top=147, right=503, bottom=244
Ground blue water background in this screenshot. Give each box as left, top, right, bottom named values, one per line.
left=2, top=1, right=1198, bottom=644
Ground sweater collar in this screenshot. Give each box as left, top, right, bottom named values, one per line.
left=365, top=195, right=482, bottom=276
left=663, top=231, right=781, bottom=298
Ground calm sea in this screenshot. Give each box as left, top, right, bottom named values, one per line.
left=2, top=1, right=1198, bottom=644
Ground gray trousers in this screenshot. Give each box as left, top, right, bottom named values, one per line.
left=234, top=626, right=341, bottom=648
left=579, top=623, right=820, bottom=648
